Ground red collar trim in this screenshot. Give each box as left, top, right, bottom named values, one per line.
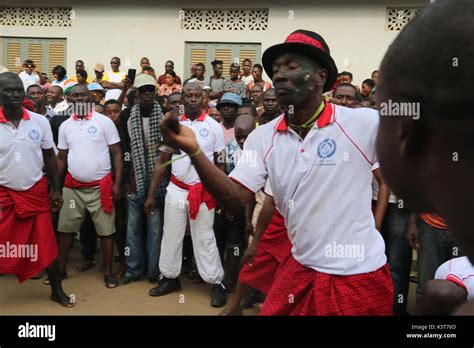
left=274, top=102, right=334, bottom=132
left=0, top=107, right=31, bottom=123
left=72, top=110, right=94, bottom=121
left=446, top=274, right=467, bottom=291
left=180, top=112, right=206, bottom=122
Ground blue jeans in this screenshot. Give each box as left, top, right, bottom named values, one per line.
left=380, top=204, right=411, bottom=314
left=124, top=193, right=163, bottom=280
left=415, top=219, right=460, bottom=314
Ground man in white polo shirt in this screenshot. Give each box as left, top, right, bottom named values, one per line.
left=57, top=83, right=123, bottom=289
left=0, top=72, right=73, bottom=308
left=159, top=30, right=393, bottom=315
left=144, top=82, right=228, bottom=307
left=420, top=256, right=474, bottom=315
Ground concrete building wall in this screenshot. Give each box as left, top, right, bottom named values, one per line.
left=0, top=0, right=428, bottom=85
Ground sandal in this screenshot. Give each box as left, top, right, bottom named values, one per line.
left=76, top=260, right=96, bottom=273
left=104, top=275, right=119, bottom=289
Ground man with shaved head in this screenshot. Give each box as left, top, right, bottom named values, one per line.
left=256, top=88, right=280, bottom=126
left=0, top=72, right=73, bottom=307
left=375, top=0, right=474, bottom=315
left=145, top=82, right=227, bottom=307
left=46, top=85, right=68, bottom=113
left=56, top=83, right=123, bottom=289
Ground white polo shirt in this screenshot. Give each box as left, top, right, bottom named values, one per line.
left=0, top=108, right=54, bottom=191
left=58, top=111, right=120, bottom=183
left=435, top=257, right=474, bottom=300
left=19, top=71, right=40, bottom=91
left=230, top=102, right=386, bottom=275
left=161, top=112, right=224, bottom=185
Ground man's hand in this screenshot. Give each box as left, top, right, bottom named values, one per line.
left=406, top=219, right=420, bottom=251
left=245, top=220, right=254, bottom=238
left=242, top=240, right=258, bottom=265
left=160, top=111, right=199, bottom=154
left=144, top=195, right=155, bottom=216
left=123, top=77, right=132, bottom=90
left=112, top=183, right=121, bottom=202
left=49, top=189, right=63, bottom=213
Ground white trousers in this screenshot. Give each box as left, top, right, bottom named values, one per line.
left=159, top=182, right=224, bottom=284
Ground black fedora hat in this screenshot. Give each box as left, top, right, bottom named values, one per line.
left=262, top=29, right=338, bottom=92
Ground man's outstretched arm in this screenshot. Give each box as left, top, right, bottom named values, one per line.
left=160, top=113, right=255, bottom=212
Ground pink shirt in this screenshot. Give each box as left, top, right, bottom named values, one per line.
left=221, top=124, right=234, bottom=146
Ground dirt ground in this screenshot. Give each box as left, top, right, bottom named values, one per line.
left=0, top=245, right=259, bottom=316
left=0, top=243, right=417, bottom=315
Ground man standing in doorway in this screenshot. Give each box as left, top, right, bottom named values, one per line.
left=205, top=60, right=225, bottom=100
left=158, top=60, right=182, bottom=86
left=18, top=60, right=40, bottom=91
left=240, top=58, right=254, bottom=86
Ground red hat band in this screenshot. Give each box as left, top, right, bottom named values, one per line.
left=284, top=33, right=326, bottom=52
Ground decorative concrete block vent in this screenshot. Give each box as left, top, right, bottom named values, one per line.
left=0, top=7, right=72, bottom=27
left=385, top=7, right=422, bottom=31
left=182, top=9, right=268, bottom=31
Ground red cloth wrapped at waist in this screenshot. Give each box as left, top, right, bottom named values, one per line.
left=0, top=176, right=50, bottom=219
left=170, top=175, right=216, bottom=220
left=0, top=177, right=58, bottom=282
left=64, top=172, right=114, bottom=213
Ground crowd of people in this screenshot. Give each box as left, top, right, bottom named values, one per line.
left=1, top=0, right=473, bottom=316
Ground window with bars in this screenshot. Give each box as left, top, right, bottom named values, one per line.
left=182, top=9, right=268, bottom=31
left=385, top=7, right=422, bottom=31
left=2, top=37, right=67, bottom=74
left=0, top=7, right=73, bottom=27
left=184, top=42, right=261, bottom=80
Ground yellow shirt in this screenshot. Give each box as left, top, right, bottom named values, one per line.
left=69, top=75, right=94, bottom=84
left=102, top=71, right=126, bottom=83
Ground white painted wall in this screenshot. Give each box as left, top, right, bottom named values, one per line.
left=0, top=0, right=429, bottom=85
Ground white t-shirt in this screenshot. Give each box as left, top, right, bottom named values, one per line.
left=230, top=103, right=386, bottom=275
left=372, top=176, right=397, bottom=203
left=241, top=74, right=254, bottom=86
left=18, top=71, right=40, bottom=91
left=0, top=108, right=54, bottom=191
left=58, top=111, right=120, bottom=182
left=103, top=71, right=126, bottom=101
left=49, top=100, right=69, bottom=114
left=160, top=113, right=224, bottom=185
left=435, top=257, right=474, bottom=301
left=52, top=78, right=68, bottom=90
